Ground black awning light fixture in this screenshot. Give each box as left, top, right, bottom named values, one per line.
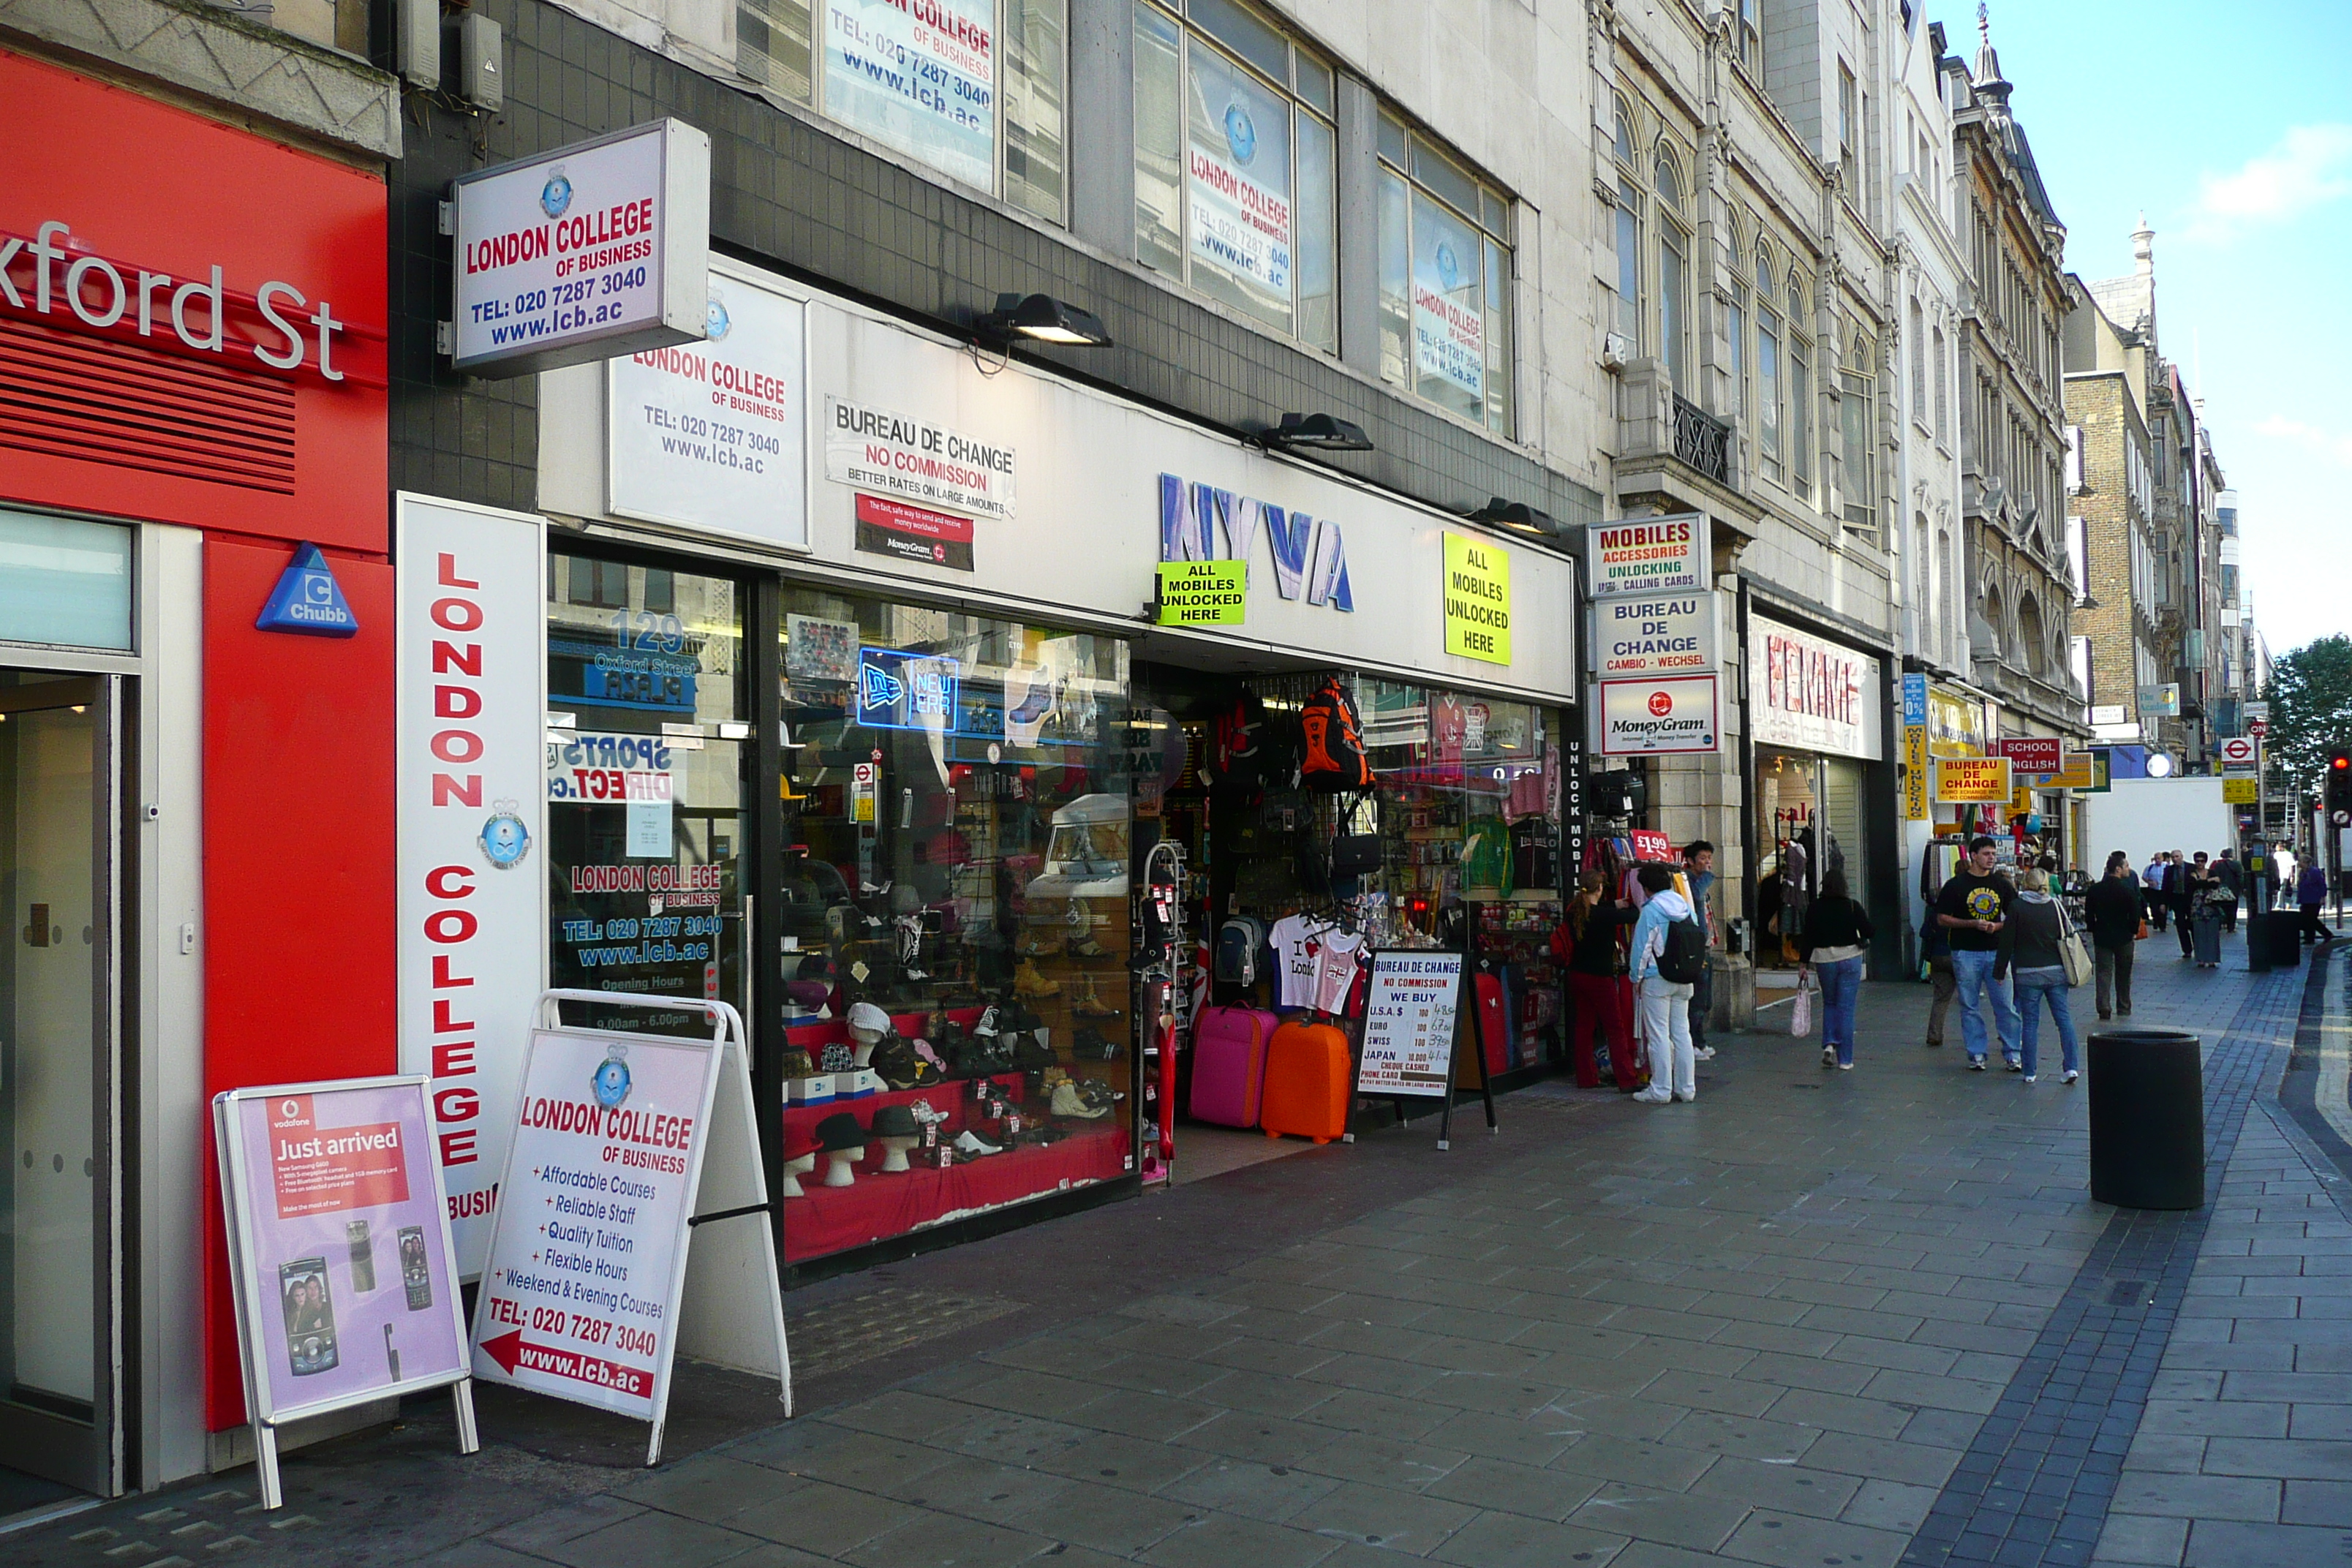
left=976, top=292, right=1113, bottom=347
left=1469, top=497, right=1560, bottom=538
left=1262, top=412, right=1374, bottom=453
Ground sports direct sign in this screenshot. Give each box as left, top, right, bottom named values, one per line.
left=1597, top=675, right=1720, bottom=755
left=1587, top=514, right=1708, bottom=599
left=451, top=121, right=711, bottom=376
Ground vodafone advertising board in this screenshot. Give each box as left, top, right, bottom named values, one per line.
left=396, top=496, right=549, bottom=1273
left=608, top=260, right=808, bottom=547
left=1597, top=676, right=1721, bottom=755
left=451, top=121, right=711, bottom=376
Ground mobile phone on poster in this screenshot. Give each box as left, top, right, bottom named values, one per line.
left=278, top=1257, right=339, bottom=1376
left=399, top=1226, right=432, bottom=1311
left=347, top=1219, right=377, bottom=1292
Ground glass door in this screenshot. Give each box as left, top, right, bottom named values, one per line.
left=0, top=671, right=118, bottom=1497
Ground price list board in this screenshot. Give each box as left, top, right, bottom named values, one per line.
left=1357, top=951, right=1467, bottom=1097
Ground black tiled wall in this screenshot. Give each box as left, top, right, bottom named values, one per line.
left=388, top=0, right=1602, bottom=537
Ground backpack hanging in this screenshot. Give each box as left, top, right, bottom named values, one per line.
left=1297, top=676, right=1371, bottom=792
left=1202, top=688, right=1274, bottom=798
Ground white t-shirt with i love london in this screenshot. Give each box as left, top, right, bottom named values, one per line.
left=1267, top=914, right=1321, bottom=1009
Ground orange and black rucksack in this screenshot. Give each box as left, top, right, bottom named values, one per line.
left=1297, top=676, right=1371, bottom=791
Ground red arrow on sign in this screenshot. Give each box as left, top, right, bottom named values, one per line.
left=478, top=1330, right=654, bottom=1399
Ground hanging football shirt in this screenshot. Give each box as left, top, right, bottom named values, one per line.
left=1309, top=929, right=1365, bottom=1015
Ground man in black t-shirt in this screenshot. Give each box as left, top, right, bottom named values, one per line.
left=1934, top=835, right=2021, bottom=1071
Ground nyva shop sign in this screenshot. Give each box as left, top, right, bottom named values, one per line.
left=1158, top=473, right=1352, bottom=612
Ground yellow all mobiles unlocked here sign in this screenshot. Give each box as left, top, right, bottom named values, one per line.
left=1442, top=533, right=1512, bottom=664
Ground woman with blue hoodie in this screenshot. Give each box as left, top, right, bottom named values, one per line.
left=1629, top=862, right=1697, bottom=1105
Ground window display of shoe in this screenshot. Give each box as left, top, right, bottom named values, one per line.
left=1050, top=1081, right=1109, bottom=1120
left=1071, top=974, right=1121, bottom=1018
left=1014, top=958, right=1062, bottom=998
left=953, top=1129, right=1003, bottom=1157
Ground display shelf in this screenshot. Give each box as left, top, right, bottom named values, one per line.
left=780, top=1120, right=1130, bottom=1262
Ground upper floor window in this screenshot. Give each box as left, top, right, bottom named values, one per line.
left=1136, top=0, right=1337, bottom=348
left=1837, top=65, right=1858, bottom=168
left=1738, top=0, right=1763, bottom=72
left=1909, top=299, right=1926, bottom=423
left=739, top=0, right=1067, bottom=225
left=1654, top=153, right=1689, bottom=392
left=1787, top=276, right=1813, bottom=499
left=1756, top=252, right=1783, bottom=478
left=1380, top=110, right=1515, bottom=434
left=1933, top=326, right=1950, bottom=444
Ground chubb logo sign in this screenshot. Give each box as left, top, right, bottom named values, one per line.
left=1, top=219, right=347, bottom=380
left=1158, top=473, right=1352, bottom=612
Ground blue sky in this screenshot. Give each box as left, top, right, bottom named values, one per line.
left=1959, top=1, right=2352, bottom=660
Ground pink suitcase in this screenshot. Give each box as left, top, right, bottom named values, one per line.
left=1188, top=1005, right=1277, bottom=1128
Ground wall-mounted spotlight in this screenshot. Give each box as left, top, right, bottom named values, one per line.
left=976, top=293, right=1113, bottom=347
left=1262, top=412, right=1373, bottom=453
left=1468, top=497, right=1560, bottom=538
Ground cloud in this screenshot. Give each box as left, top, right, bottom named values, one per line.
left=2253, top=414, right=2352, bottom=467
left=2186, top=124, right=2352, bottom=239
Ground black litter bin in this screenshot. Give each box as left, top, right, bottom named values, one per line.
left=2088, top=1029, right=2204, bottom=1209
left=2269, top=909, right=2303, bottom=970
left=2248, top=912, right=2272, bottom=972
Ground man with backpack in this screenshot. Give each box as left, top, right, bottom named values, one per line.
left=1629, top=862, right=1704, bottom=1105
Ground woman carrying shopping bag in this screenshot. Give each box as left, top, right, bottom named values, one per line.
left=1796, top=868, right=1874, bottom=1069
left=2008, top=866, right=2086, bottom=1084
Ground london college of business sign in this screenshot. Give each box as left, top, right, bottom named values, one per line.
left=450, top=121, right=712, bottom=376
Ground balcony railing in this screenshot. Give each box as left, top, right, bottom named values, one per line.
left=1673, top=395, right=1730, bottom=486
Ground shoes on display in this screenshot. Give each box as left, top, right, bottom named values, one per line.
left=1073, top=1078, right=1122, bottom=1112
left=1071, top=1026, right=1120, bottom=1062
left=1071, top=974, right=1120, bottom=1018
left=1015, top=959, right=1061, bottom=998
left=1066, top=935, right=1111, bottom=960
left=1050, top=1081, right=1109, bottom=1120
left=973, top=1006, right=1000, bottom=1039
left=953, top=1130, right=1003, bottom=1157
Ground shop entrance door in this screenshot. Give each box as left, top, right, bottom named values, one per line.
left=0, top=673, right=119, bottom=1498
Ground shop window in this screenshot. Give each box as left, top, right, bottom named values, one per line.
left=775, top=589, right=1133, bottom=1264
left=1753, top=750, right=1868, bottom=970
left=1378, top=112, right=1515, bottom=433
left=546, top=555, right=747, bottom=1038
left=0, top=508, right=132, bottom=651
left=739, top=0, right=1066, bottom=225
left=1134, top=0, right=1337, bottom=349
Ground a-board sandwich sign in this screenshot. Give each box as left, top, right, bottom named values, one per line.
left=214, top=1076, right=478, bottom=1507
left=470, top=994, right=786, bottom=1462
left=1357, top=951, right=1467, bottom=1096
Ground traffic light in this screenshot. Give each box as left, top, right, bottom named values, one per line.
left=2330, top=750, right=2352, bottom=815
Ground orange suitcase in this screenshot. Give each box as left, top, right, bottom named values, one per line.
left=1260, top=1019, right=1352, bottom=1144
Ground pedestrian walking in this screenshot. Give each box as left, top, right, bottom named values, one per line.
left=2299, top=862, right=2336, bottom=946
left=1922, top=904, right=1956, bottom=1048
left=2008, top=871, right=2081, bottom=1085
left=2171, top=851, right=2198, bottom=959
left=1555, top=868, right=1639, bottom=1088
left=1684, top=840, right=1717, bottom=1061
left=2212, top=850, right=2244, bottom=934
left=2086, top=851, right=2142, bottom=1019
left=1628, top=862, right=1698, bottom=1105
left=1797, top=867, right=1874, bottom=1069
left=2188, top=853, right=2225, bottom=968
left=1934, top=834, right=2022, bottom=1072
left=2143, top=853, right=2169, bottom=932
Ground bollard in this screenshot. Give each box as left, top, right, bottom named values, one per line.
left=2087, top=1030, right=2204, bottom=1210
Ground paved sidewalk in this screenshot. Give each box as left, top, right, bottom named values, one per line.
left=14, top=930, right=2343, bottom=1568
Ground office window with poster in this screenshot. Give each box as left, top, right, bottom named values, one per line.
left=545, top=555, right=750, bottom=1035
left=774, top=589, right=1134, bottom=1266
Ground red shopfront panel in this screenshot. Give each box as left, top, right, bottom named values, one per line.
left=200, top=539, right=399, bottom=1427
left=0, top=48, right=386, bottom=550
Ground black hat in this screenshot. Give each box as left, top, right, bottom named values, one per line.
left=813, top=1112, right=867, bottom=1151
left=869, top=1104, right=921, bottom=1139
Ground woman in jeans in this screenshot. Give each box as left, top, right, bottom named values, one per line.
left=2008, top=873, right=2080, bottom=1083
left=1553, top=867, right=1639, bottom=1088
left=1797, top=868, right=1874, bottom=1069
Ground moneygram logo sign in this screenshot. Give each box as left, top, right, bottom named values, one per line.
left=1599, top=675, right=1720, bottom=756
